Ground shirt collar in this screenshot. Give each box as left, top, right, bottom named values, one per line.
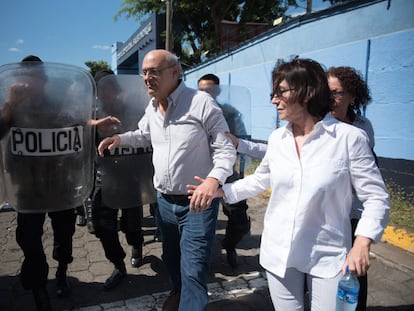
left=319, top=113, right=337, bottom=135
left=281, top=113, right=337, bottom=137
left=168, top=79, right=185, bottom=106
left=150, top=79, right=185, bottom=110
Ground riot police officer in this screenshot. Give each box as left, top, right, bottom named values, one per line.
left=91, top=70, right=153, bottom=290
left=0, top=56, right=95, bottom=310
left=198, top=73, right=251, bottom=268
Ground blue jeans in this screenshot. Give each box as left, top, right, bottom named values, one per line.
left=156, top=192, right=219, bottom=311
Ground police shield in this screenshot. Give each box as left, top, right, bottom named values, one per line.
left=96, top=74, right=156, bottom=208
left=213, top=85, right=252, bottom=180
left=215, top=85, right=251, bottom=139
left=0, top=62, right=95, bottom=213
left=0, top=146, right=5, bottom=206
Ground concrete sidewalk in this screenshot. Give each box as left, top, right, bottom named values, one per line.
left=1, top=194, right=413, bottom=311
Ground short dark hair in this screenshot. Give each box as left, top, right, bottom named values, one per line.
left=198, top=73, right=220, bottom=85
left=326, top=66, right=371, bottom=117
left=272, top=58, right=332, bottom=119
left=21, top=55, right=43, bottom=63
left=94, top=69, right=114, bottom=83
left=19, top=55, right=47, bottom=81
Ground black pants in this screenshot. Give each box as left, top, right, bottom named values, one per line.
left=92, top=190, right=143, bottom=267
left=221, top=200, right=250, bottom=249
left=16, top=208, right=76, bottom=290
left=351, top=218, right=368, bottom=311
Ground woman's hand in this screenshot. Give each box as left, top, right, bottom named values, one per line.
left=225, top=131, right=239, bottom=148
left=343, top=236, right=372, bottom=276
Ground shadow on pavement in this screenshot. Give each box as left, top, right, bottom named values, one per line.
left=368, top=306, right=414, bottom=311
left=0, top=255, right=170, bottom=311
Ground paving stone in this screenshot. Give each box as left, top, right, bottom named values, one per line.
left=1, top=196, right=414, bottom=311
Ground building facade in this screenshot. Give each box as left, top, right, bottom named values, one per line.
left=113, top=0, right=414, bottom=192
left=112, top=14, right=166, bottom=74
left=184, top=0, right=414, bottom=192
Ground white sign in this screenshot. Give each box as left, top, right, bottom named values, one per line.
left=117, top=22, right=152, bottom=60
left=10, top=126, right=84, bottom=156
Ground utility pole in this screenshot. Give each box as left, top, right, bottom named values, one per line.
left=165, top=0, right=173, bottom=51
left=306, top=0, right=312, bottom=14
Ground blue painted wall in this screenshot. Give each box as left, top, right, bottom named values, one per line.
left=184, top=0, right=414, bottom=161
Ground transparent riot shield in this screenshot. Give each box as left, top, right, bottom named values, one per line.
left=0, top=145, right=5, bottom=206
left=0, top=62, right=95, bottom=213
left=214, top=85, right=252, bottom=180
left=215, top=85, right=251, bottom=138
left=96, top=74, right=156, bottom=208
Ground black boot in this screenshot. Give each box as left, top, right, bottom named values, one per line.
left=32, top=287, right=52, bottom=311
left=130, top=246, right=143, bottom=268
left=104, top=263, right=126, bottom=291
left=75, top=205, right=87, bottom=226
left=221, top=238, right=238, bottom=268
left=222, top=213, right=251, bottom=268
left=55, top=263, right=69, bottom=298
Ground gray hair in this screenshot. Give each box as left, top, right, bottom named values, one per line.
left=165, top=52, right=183, bottom=78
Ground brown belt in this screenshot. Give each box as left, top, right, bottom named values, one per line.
left=161, top=193, right=190, bottom=204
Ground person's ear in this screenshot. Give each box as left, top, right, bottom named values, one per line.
left=172, top=65, right=180, bottom=79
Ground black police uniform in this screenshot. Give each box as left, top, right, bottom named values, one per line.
left=219, top=103, right=251, bottom=268
left=91, top=71, right=145, bottom=290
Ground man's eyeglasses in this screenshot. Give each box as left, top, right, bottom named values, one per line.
left=331, top=90, right=345, bottom=98
left=139, top=64, right=176, bottom=78
left=270, top=88, right=295, bottom=100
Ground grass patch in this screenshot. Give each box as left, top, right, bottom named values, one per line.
left=244, top=158, right=261, bottom=176
left=387, top=183, right=414, bottom=234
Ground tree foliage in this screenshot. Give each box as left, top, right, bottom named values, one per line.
left=84, top=60, right=111, bottom=78
left=115, top=0, right=290, bottom=68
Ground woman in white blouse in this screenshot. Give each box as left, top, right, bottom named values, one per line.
left=188, top=58, right=390, bottom=311
left=327, top=66, right=377, bottom=311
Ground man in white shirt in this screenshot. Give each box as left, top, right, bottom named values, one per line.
left=98, top=49, right=236, bottom=311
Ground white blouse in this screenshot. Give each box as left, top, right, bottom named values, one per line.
left=223, top=114, right=389, bottom=278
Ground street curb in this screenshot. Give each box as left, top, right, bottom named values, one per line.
left=370, top=249, right=414, bottom=274
left=382, top=226, right=414, bottom=253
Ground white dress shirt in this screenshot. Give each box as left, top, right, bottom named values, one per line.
left=223, top=114, right=389, bottom=278
left=351, top=114, right=375, bottom=219
left=118, top=81, right=236, bottom=195
left=353, top=114, right=374, bottom=149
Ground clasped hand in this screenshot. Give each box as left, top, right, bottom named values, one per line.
left=187, top=176, right=224, bottom=212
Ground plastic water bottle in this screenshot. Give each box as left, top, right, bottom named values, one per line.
left=335, top=266, right=360, bottom=311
